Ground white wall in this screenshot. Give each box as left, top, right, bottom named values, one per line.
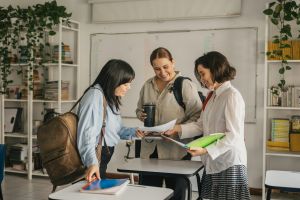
left=1, top=0, right=273, bottom=188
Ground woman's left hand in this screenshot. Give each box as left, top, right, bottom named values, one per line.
left=187, top=147, right=207, bottom=157
left=135, top=129, right=145, bottom=138
left=163, top=124, right=181, bottom=137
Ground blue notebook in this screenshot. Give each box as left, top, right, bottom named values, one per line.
left=80, top=179, right=129, bottom=194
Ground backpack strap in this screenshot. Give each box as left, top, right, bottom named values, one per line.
left=69, top=86, right=93, bottom=112
left=71, top=86, right=110, bottom=160
left=100, top=97, right=110, bottom=154
left=69, top=86, right=105, bottom=113
left=96, top=96, right=110, bottom=161
left=173, top=76, right=191, bottom=111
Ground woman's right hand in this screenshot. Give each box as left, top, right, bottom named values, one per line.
left=86, top=164, right=100, bottom=182
left=138, top=111, right=147, bottom=122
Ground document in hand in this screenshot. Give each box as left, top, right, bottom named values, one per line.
left=161, top=133, right=225, bottom=149
left=80, top=179, right=129, bottom=195
left=139, top=119, right=177, bottom=132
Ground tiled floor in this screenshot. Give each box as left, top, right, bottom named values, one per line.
left=2, top=174, right=299, bottom=200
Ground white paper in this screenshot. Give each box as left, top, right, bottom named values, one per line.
left=160, top=134, right=187, bottom=148
left=139, top=119, right=177, bottom=132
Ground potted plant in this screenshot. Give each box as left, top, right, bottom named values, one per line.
left=0, top=0, right=71, bottom=95
left=263, top=0, right=300, bottom=93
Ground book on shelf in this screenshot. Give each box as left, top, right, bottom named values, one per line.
left=161, top=133, right=225, bottom=149
left=9, top=143, right=28, bottom=164
left=80, top=179, right=129, bottom=195
left=290, top=133, right=300, bottom=152
left=4, top=107, right=23, bottom=132
left=266, top=140, right=290, bottom=152
left=271, top=118, right=290, bottom=142
left=292, top=40, right=300, bottom=60
left=267, top=146, right=290, bottom=152
left=267, top=40, right=292, bottom=60
left=52, top=43, right=73, bottom=64
left=44, top=80, right=70, bottom=100
left=266, top=140, right=289, bottom=148
left=268, top=39, right=300, bottom=60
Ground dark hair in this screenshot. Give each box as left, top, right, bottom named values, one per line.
left=88, top=59, right=135, bottom=113
left=194, top=51, right=236, bottom=85
left=150, top=47, right=173, bottom=66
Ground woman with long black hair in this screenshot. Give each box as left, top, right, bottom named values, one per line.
left=77, top=59, right=144, bottom=182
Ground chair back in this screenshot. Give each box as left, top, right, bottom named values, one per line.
left=0, top=144, right=6, bottom=183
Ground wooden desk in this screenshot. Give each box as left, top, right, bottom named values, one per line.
left=117, top=158, right=203, bottom=200
left=49, top=181, right=173, bottom=200
left=265, top=170, right=300, bottom=200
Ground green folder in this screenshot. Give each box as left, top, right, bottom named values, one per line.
left=185, top=133, right=225, bottom=148
left=161, top=133, right=225, bottom=149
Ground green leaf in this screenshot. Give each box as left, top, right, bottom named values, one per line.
left=271, top=18, right=279, bottom=25
left=263, top=9, right=273, bottom=15
left=273, top=38, right=280, bottom=43
left=286, top=65, right=292, bottom=70
left=291, top=11, right=298, bottom=18
left=274, top=49, right=282, bottom=56
left=280, top=43, right=291, bottom=48
left=285, top=55, right=291, bottom=59
left=269, top=2, right=276, bottom=8
left=49, top=30, right=56, bottom=35
left=275, top=4, right=282, bottom=13
left=279, top=67, right=285, bottom=74
left=284, top=15, right=293, bottom=21
left=281, top=35, right=288, bottom=41
left=273, top=11, right=280, bottom=18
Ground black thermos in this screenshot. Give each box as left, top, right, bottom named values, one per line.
left=143, top=103, right=156, bottom=127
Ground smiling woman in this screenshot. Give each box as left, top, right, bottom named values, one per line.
left=135, top=47, right=202, bottom=200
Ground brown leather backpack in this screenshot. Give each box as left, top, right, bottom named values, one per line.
left=37, top=87, right=106, bottom=192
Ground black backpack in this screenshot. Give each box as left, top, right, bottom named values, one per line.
left=173, top=76, right=205, bottom=110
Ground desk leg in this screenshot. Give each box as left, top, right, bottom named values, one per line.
left=266, top=188, right=271, bottom=200
left=196, top=173, right=202, bottom=200
left=183, top=177, right=192, bottom=200
left=130, top=173, right=135, bottom=184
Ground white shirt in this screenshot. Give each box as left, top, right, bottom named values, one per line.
left=180, top=81, right=247, bottom=174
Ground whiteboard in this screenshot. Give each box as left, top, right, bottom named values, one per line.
left=90, top=28, right=257, bottom=122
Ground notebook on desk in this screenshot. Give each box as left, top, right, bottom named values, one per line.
left=80, top=179, right=129, bottom=195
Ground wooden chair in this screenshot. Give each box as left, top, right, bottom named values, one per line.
left=265, top=170, right=300, bottom=200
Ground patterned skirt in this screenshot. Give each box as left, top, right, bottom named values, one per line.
left=200, top=165, right=251, bottom=200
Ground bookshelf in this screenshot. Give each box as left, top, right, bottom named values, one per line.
left=263, top=13, right=300, bottom=199
left=0, top=18, right=80, bottom=180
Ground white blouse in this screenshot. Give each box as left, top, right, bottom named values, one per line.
left=180, top=81, right=247, bottom=174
